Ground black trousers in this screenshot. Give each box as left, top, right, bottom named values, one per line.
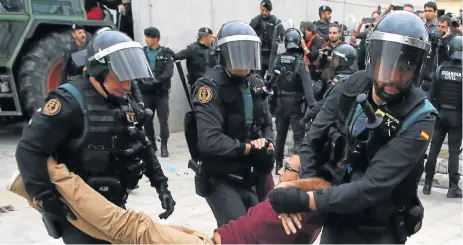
left=61, top=221, right=109, bottom=244
left=205, top=178, right=259, bottom=227
left=142, top=91, right=170, bottom=147
left=425, top=109, right=462, bottom=185
left=274, top=96, right=304, bottom=160
left=320, top=224, right=400, bottom=244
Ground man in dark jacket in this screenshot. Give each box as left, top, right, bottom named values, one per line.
left=174, top=27, right=217, bottom=87
left=139, top=27, right=174, bottom=157
left=60, top=24, right=88, bottom=84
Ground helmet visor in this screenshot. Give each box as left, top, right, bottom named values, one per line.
left=93, top=41, right=154, bottom=81
left=218, top=35, right=262, bottom=70
left=367, top=40, right=426, bottom=90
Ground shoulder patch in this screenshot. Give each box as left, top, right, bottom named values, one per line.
left=420, top=130, right=430, bottom=140
left=197, top=86, right=213, bottom=103
left=42, top=99, right=62, bottom=116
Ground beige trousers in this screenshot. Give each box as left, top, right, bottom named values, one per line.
left=10, top=158, right=213, bottom=244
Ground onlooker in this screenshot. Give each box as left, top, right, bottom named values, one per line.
left=404, top=3, right=414, bottom=12
left=354, top=10, right=381, bottom=70
left=314, top=5, right=332, bottom=42
left=117, top=0, right=134, bottom=39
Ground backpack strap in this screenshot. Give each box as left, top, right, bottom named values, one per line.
left=399, top=99, right=437, bottom=133
left=59, top=83, right=85, bottom=114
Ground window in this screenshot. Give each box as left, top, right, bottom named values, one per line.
left=0, top=20, right=27, bottom=58
left=31, top=0, right=84, bottom=16
left=0, top=0, right=26, bottom=13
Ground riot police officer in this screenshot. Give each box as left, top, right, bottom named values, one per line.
left=15, top=30, right=176, bottom=244
left=60, top=24, right=88, bottom=84
left=188, top=20, right=274, bottom=227
left=174, top=27, right=217, bottom=87
left=423, top=36, right=462, bottom=198
left=272, top=28, right=314, bottom=174
left=302, top=43, right=358, bottom=122
left=250, top=0, right=280, bottom=78
left=268, top=11, right=437, bottom=244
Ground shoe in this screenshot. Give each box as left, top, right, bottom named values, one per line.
left=6, top=169, right=21, bottom=192
left=447, top=187, right=462, bottom=198
left=422, top=180, right=432, bottom=195
left=6, top=170, right=32, bottom=201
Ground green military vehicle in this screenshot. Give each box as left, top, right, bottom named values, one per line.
left=0, top=0, right=121, bottom=124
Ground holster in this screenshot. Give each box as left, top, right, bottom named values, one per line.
left=193, top=162, right=210, bottom=197
left=42, top=213, right=62, bottom=239
left=403, top=196, right=424, bottom=236
left=87, top=176, right=125, bottom=206
left=121, top=160, right=144, bottom=190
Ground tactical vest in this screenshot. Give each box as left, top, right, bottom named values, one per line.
left=57, top=78, right=124, bottom=178
left=257, top=17, right=277, bottom=52
left=329, top=71, right=437, bottom=204
left=434, top=62, right=462, bottom=110
left=320, top=71, right=437, bottom=224
left=275, top=53, right=304, bottom=93
left=201, top=68, right=267, bottom=174
left=186, top=42, right=216, bottom=83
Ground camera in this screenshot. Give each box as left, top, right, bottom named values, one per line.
left=322, top=46, right=333, bottom=57
left=393, top=5, right=404, bottom=10
left=452, top=17, right=462, bottom=27
left=363, top=17, right=374, bottom=24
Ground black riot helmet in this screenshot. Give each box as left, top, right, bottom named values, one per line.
left=366, top=11, right=431, bottom=102
left=86, top=30, right=153, bottom=83
left=330, top=44, right=358, bottom=71
left=284, top=28, right=302, bottom=50
left=449, top=36, right=463, bottom=60
left=216, top=21, right=262, bottom=76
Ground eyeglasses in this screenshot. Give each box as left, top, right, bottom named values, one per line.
left=284, top=162, right=300, bottom=173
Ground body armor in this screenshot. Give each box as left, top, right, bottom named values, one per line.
left=434, top=63, right=462, bottom=110
left=57, top=77, right=143, bottom=205
left=274, top=53, right=303, bottom=93
left=200, top=68, right=267, bottom=175
left=186, top=42, right=216, bottom=84
left=256, top=16, right=278, bottom=53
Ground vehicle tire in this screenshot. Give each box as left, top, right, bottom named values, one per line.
left=17, top=31, right=73, bottom=117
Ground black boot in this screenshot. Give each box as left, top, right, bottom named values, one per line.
left=275, top=159, right=283, bottom=175
left=422, top=179, right=432, bottom=195
left=447, top=181, right=462, bottom=198
left=161, top=138, right=169, bottom=158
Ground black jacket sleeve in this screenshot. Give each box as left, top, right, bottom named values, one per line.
left=300, top=81, right=344, bottom=179
left=15, top=88, right=83, bottom=198
left=174, top=45, right=193, bottom=61
left=158, top=48, right=174, bottom=81
left=307, top=37, right=323, bottom=62
left=130, top=80, right=143, bottom=104
left=314, top=113, right=436, bottom=214
left=252, top=75, right=274, bottom=142
left=192, top=78, right=247, bottom=157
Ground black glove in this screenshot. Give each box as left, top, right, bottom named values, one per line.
left=249, top=144, right=274, bottom=172
left=269, top=187, right=310, bottom=214
left=157, top=186, right=176, bottom=219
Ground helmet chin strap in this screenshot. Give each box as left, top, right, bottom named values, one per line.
left=94, top=72, right=121, bottom=104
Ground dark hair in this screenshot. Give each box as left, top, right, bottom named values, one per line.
left=404, top=4, right=414, bottom=9
left=424, top=1, right=437, bottom=11
left=415, top=10, right=423, bottom=15
left=438, top=15, right=451, bottom=26
left=302, top=21, right=316, bottom=32
left=371, top=11, right=381, bottom=16
left=328, top=23, right=341, bottom=32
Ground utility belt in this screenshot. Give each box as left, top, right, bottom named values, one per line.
left=330, top=198, right=424, bottom=243
left=188, top=159, right=260, bottom=197
left=82, top=160, right=144, bottom=206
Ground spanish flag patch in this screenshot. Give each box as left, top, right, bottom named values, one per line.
left=420, top=130, right=430, bottom=140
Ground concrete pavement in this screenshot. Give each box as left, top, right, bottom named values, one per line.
left=0, top=127, right=461, bottom=244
